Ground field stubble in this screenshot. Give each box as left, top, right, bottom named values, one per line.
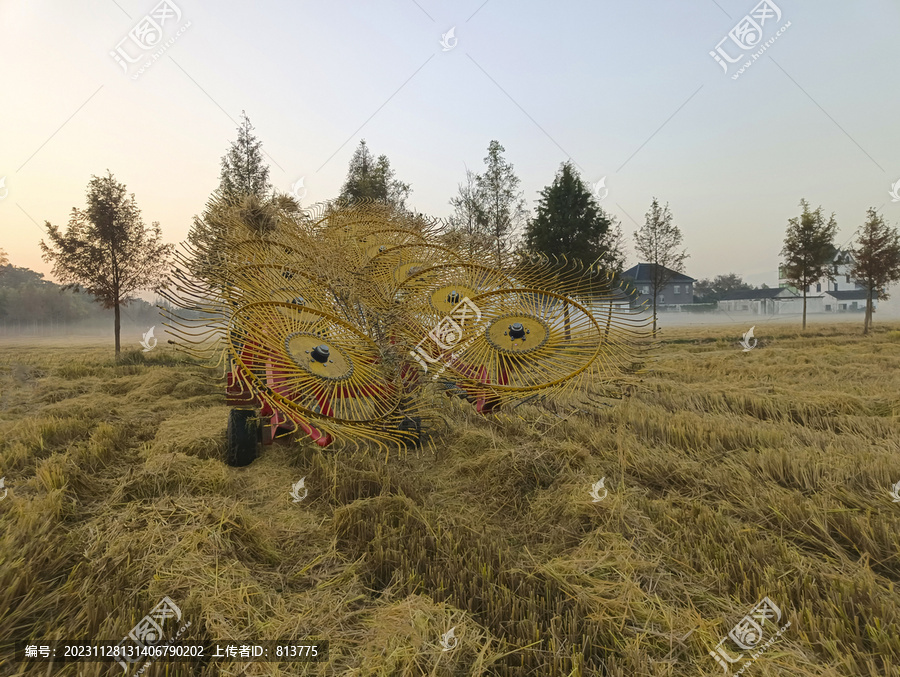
left=0, top=321, right=899, bottom=676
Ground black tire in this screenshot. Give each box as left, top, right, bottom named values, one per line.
left=226, top=409, right=259, bottom=467
left=398, top=416, right=422, bottom=449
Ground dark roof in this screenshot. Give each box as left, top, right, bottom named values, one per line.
left=826, top=289, right=875, bottom=301
left=721, top=288, right=796, bottom=300
left=621, top=263, right=694, bottom=283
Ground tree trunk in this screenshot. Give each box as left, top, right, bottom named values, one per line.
left=114, top=301, right=121, bottom=357
left=802, top=288, right=807, bottom=330
left=863, top=288, right=873, bottom=335
left=652, top=292, right=658, bottom=336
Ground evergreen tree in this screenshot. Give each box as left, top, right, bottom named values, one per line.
left=339, top=140, right=411, bottom=210
left=524, top=161, right=620, bottom=270
left=218, top=111, right=272, bottom=203
left=188, top=112, right=274, bottom=284
left=780, top=199, right=838, bottom=330
left=633, top=197, right=688, bottom=335
left=477, top=140, right=526, bottom=268
left=851, top=208, right=900, bottom=335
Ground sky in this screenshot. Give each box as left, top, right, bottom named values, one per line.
left=2, top=0, right=899, bottom=293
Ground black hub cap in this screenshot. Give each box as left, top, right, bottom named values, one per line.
left=311, top=344, right=330, bottom=363
left=509, top=322, right=526, bottom=340
left=447, top=290, right=460, bottom=304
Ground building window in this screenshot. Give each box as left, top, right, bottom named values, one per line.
left=660, top=295, right=665, bottom=304
left=642, top=285, right=650, bottom=295
left=816, top=283, right=821, bottom=292
left=674, top=285, right=681, bottom=294
left=825, top=305, right=831, bottom=311
left=845, top=274, right=850, bottom=283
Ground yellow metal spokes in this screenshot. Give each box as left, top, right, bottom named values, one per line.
left=445, top=289, right=603, bottom=392
left=229, top=302, right=401, bottom=423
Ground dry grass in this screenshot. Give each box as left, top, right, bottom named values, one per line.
left=0, top=321, right=899, bottom=676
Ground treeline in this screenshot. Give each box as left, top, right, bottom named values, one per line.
left=0, top=263, right=165, bottom=325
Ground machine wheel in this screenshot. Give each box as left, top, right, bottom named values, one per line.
left=226, top=408, right=259, bottom=467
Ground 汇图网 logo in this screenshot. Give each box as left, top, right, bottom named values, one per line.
left=110, top=0, right=191, bottom=80
left=710, top=0, right=790, bottom=80
left=709, top=596, right=790, bottom=673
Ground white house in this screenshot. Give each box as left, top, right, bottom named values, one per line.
left=778, top=249, right=877, bottom=312
left=822, top=289, right=874, bottom=312
left=719, top=287, right=809, bottom=315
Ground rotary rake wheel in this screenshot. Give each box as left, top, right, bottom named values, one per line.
left=406, top=271, right=652, bottom=414
left=357, top=242, right=465, bottom=312
left=395, top=262, right=513, bottom=321
left=421, top=289, right=603, bottom=412
left=227, top=301, right=430, bottom=457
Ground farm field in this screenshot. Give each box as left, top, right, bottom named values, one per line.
left=1, top=321, right=899, bottom=676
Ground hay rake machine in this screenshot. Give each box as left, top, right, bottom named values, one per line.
left=161, top=197, right=651, bottom=466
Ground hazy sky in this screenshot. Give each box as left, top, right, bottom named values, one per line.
left=2, top=0, right=899, bottom=291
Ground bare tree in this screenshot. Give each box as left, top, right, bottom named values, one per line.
left=447, top=167, right=491, bottom=260
left=40, top=171, right=173, bottom=356
left=780, top=199, right=837, bottom=330
left=633, top=197, right=688, bottom=334
left=851, top=208, right=900, bottom=335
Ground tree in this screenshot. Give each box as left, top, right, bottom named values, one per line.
left=525, top=161, right=624, bottom=272
left=851, top=208, right=900, bottom=335
left=40, top=171, right=173, bottom=356
left=633, top=197, right=688, bottom=334
left=597, top=220, right=627, bottom=276
left=693, top=273, right=753, bottom=302
left=0, top=248, right=8, bottom=267
left=189, top=112, right=275, bottom=283
left=219, top=111, right=272, bottom=204
left=477, top=140, right=526, bottom=268
left=447, top=167, right=490, bottom=260
left=780, top=199, right=837, bottom=330
left=339, top=139, right=411, bottom=210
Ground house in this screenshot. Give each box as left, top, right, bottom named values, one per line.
left=718, top=287, right=807, bottom=315
left=822, top=289, right=876, bottom=313
left=777, top=248, right=877, bottom=312
left=620, top=263, right=695, bottom=308
left=779, top=248, right=867, bottom=295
